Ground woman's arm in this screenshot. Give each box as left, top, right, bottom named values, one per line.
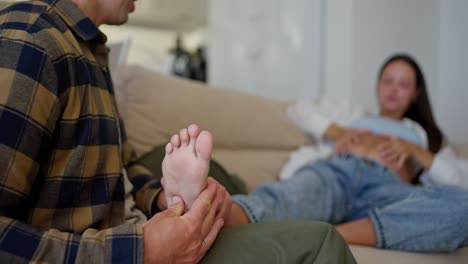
left=323, top=123, right=348, bottom=140
left=377, top=137, right=434, bottom=170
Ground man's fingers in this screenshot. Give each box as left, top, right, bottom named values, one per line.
left=214, top=186, right=232, bottom=221
left=183, top=181, right=218, bottom=223
left=200, top=191, right=218, bottom=238
left=200, top=218, right=224, bottom=254
left=219, top=192, right=233, bottom=221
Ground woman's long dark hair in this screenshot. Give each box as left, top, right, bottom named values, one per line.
left=378, top=54, right=444, bottom=153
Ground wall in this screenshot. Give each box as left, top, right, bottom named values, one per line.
left=351, top=0, right=440, bottom=114
left=324, top=0, right=439, bottom=112
left=324, top=0, right=467, bottom=144
left=322, top=0, right=354, bottom=101
left=438, top=0, right=468, bottom=144
left=102, top=25, right=207, bottom=72
left=208, top=0, right=323, bottom=99
left=102, top=25, right=175, bottom=69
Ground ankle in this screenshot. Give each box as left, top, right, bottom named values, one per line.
left=225, top=203, right=250, bottom=227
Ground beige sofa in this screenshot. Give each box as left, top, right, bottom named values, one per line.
left=113, top=65, right=468, bottom=264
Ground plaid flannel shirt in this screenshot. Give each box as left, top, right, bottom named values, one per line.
left=0, top=0, right=162, bottom=262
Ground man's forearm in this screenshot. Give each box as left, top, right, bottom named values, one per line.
left=0, top=216, right=144, bottom=263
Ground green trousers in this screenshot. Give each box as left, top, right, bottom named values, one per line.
left=138, top=146, right=356, bottom=263
left=202, top=221, right=356, bottom=264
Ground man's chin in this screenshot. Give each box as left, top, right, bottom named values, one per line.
left=106, top=15, right=129, bottom=26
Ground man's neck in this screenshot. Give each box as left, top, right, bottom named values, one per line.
left=71, top=0, right=102, bottom=26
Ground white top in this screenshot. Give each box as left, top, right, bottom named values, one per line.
left=283, top=97, right=468, bottom=190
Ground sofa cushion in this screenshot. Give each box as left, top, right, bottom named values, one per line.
left=113, top=65, right=312, bottom=156
left=350, top=245, right=468, bottom=264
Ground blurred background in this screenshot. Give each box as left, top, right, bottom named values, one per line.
left=0, top=0, right=467, bottom=144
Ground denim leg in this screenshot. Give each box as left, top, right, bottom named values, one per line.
left=232, top=159, right=355, bottom=224
left=369, top=185, right=468, bottom=252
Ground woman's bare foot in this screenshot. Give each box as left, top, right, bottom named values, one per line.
left=162, top=124, right=212, bottom=211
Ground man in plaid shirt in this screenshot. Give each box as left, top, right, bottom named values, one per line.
left=0, top=0, right=231, bottom=263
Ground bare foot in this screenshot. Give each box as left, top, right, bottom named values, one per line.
left=162, top=124, right=212, bottom=211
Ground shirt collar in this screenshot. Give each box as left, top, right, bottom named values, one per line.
left=40, top=0, right=106, bottom=42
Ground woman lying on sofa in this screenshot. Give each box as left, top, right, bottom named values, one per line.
left=222, top=54, right=468, bottom=252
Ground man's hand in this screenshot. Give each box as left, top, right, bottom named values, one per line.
left=156, top=177, right=232, bottom=221
left=143, top=179, right=227, bottom=264
left=207, top=177, right=232, bottom=222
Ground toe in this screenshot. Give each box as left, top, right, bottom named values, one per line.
left=165, top=142, right=173, bottom=155
left=188, top=124, right=201, bottom=139
left=180, top=128, right=189, bottom=146
left=195, top=130, right=213, bottom=161
left=171, top=134, right=181, bottom=148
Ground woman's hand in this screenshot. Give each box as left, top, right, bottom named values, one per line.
left=334, top=129, right=372, bottom=154
left=377, top=136, right=413, bottom=170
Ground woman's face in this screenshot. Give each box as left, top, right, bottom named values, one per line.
left=378, top=60, right=419, bottom=118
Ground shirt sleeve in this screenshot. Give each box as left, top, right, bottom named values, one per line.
left=0, top=217, right=144, bottom=263
left=0, top=39, right=145, bottom=263
left=122, top=139, right=163, bottom=216
left=422, top=146, right=468, bottom=190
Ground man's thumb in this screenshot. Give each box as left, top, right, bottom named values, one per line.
left=167, top=196, right=184, bottom=216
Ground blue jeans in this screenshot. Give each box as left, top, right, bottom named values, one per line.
left=233, top=154, right=468, bottom=252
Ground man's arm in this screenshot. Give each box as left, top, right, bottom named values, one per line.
left=0, top=217, right=144, bottom=263
left=121, top=140, right=164, bottom=215
left=0, top=41, right=147, bottom=263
